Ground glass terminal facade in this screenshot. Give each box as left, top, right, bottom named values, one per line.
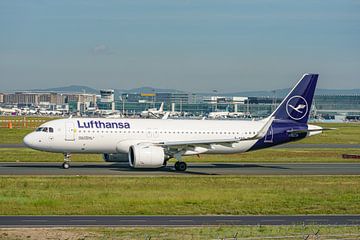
left=97, top=93, right=360, bottom=119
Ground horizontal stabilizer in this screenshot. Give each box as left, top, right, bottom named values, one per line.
left=287, top=127, right=336, bottom=134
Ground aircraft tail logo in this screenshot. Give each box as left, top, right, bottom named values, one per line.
left=286, top=96, right=308, bottom=120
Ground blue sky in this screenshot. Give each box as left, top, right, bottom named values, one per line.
left=0, top=0, right=359, bottom=92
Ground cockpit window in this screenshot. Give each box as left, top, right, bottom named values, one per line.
left=36, top=127, right=53, bottom=133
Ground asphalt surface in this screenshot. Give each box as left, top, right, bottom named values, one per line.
left=0, top=215, right=359, bottom=227
left=0, top=162, right=359, bottom=175
left=1, top=143, right=360, bottom=148
left=0, top=144, right=25, bottom=148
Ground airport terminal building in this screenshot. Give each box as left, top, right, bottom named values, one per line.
left=1, top=90, right=359, bottom=121
left=98, top=91, right=360, bottom=120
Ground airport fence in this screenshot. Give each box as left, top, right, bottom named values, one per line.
left=0, top=119, right=47, bottom=129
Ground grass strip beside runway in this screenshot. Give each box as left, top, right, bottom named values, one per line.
left=0, top=176, right=359, bottom=215
left=0, top=148, right=102, bottom=162
left=0, top=148, right=359, bottom=163
left=1, top=226, right=360, bottom=240
left=0, top=129, right=33, bottom=144
left=294, top=122, right=359, bottom=145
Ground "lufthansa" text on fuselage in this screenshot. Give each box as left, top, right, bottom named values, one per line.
left=77, top=120, right=130, bottom=129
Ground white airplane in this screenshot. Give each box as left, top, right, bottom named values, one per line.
left=140, top=102, right=165, bottom=118
left=228, top=111, right=246, bottom=118
left=0, top=107, right=20, bottom=115
left=24, top=74, right=328, bottom=171
left=208, top=111, right=247, bottom=119
left=208, top=111, right=230, bottom=119
left=39, top=110, right=63, bottom=115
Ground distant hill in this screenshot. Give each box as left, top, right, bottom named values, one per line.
left=122, top=87, right=186, bottom=94
left=315, top=88, right=360, bottom=96
left=221, top=88, right=360, bottom=98
left=30, top=86, right=185, bottom=95
left=31, top=85, right=99, bottom=94
left=29, top=85, right=360, bottom=97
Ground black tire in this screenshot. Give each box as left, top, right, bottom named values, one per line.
left=62, top=162, right=70, bottom=169
left=175, top=162, right=187, bottom=171
left=174, top=161, right=180, bottom=170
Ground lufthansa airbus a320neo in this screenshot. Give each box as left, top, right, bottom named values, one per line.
left=24, top=74, right=326, bottom=171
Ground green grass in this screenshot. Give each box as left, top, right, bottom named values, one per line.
left=0, top=128, right=33, bottom=144
left=1, top=147, right=359, bottom=163
left=0, top=176, right=359, bottom=215
left=1, top=226, right=360, bottom=240
left=294, top=122, right=360, bottom=144
left=0, top=148, right=101, bottom=162
left=0, top=116, right=59, bottom=144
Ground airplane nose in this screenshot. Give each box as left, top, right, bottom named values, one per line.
left=23, top=133, right=35, bottom=148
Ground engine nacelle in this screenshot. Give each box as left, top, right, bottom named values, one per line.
left=128, top=144, right=165, bottom=168
left=103, top=153, right=128, bottom=162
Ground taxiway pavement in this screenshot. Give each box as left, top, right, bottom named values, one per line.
left=0, top=162, right=359, bottom=175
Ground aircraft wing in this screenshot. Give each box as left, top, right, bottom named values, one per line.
left=158, top=138, right=243, bottom=147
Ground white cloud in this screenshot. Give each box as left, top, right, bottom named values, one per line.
left=92, top=44, right=114, bottom=55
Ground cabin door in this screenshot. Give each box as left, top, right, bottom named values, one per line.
left=65, top=122, right=75, bottom=141
left=264, top=125, right=273, bottom=143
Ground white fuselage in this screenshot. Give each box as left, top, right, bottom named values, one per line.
left=23, top=118, right=264, bottom=155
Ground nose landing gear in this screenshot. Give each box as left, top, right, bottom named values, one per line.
left=62, top=153, right=71, bottom=169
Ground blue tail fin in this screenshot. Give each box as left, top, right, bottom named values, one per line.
left=271, top=74, right=318, bottom=124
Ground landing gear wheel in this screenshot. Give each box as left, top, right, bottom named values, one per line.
left=174, top=161, right=187, bottom=171
left=62, top=162, right=70, bottom=169
left=62, top=153, right=71, bottom=169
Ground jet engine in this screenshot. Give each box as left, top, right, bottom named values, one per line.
left=128, top=144, right=166, bottom=168
left=103, top=153, right=128, bottom=162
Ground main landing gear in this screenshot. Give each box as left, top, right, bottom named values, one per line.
left=62, top=153, right=71, bottom=169
left=173, top=152, right=187, bottom=171
left=174, top=161, right=187, bottom=171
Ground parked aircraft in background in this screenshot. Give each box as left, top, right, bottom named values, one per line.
left=207, top=111, right=247, bottom=119
left=207, top=111, right=248, bottom=119
left=0, top=107, right=20, bottom=115
left=39, top=110, right=63, bottom=115
left=207, top=111, right=231, bottom=119
left=21, top=108, right=38, bottom=115
left=24, top=74, right=330, bottom=171
left=140, top=102, right=165, bottom=118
